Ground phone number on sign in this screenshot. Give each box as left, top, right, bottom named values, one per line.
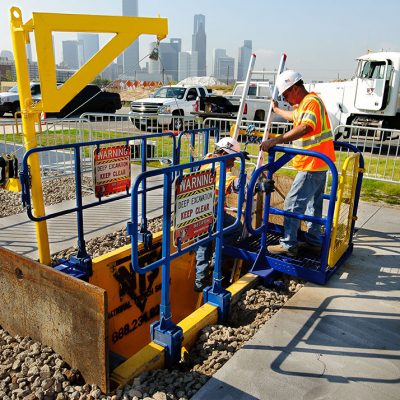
left=111, top=304, right=160, bottom=344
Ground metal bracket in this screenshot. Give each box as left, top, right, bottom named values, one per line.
left=19, top=170, right=30, bottom=207
left=203, top=285, right=231, bottom=323
left=138, top=229, right=153, bottom=249
left=150, top=320, right=183, bottom=367
left=255, top=177, right=275, bottom=194
left=54, top=255, right=92, bottom=281
left=127, top=221, right=153, bottom=249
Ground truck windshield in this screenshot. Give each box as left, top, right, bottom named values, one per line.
left=153, top=87, right=186, bottom=99
left=8, top=86, right=18, bottom=93
left=234, top=85, right=256, bottom=96
left=357, top=60, right=388, bottom=79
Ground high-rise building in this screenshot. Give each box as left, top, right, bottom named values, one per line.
left=237, top=40, right=252, bottom=80
left=178, top=51, right=198, bottom=81
left=0, top=50, right=14, bottom=62
left=192, top=14, right=206, bottom=76
left=77, top=33, right=100, bottom=66
left=26, top=44, right=32, bottom=63
left=148, top=39, right=182, bottom=82
left=213, top=49, right=227, bottom=78
left=122, top=0, right=139, bottom=78
left=62, top=40, right=79, bottom=69
left=213, top=49, right=235, bottom=82
left=216, top=56, right=235, bottom=83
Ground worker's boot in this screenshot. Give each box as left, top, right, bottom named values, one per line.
left=267, top=244, right=298, bottom=257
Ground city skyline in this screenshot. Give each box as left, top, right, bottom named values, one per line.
left=0, top=0, right=399, bottom=82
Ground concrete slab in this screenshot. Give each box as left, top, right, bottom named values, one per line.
left=194, top=203, right=400, bottom=400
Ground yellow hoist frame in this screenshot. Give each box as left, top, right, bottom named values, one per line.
left=10, top=7, right=167, bottom=265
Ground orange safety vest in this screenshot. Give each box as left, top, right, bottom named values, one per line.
left=292, top=92, right=336, bottom=171
left=200, top=153, right=237, bottom=196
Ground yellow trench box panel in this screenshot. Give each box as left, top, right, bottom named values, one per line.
left=90, top=231, right=199, bottom=359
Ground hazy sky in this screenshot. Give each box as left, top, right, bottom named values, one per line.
left=1, top=0, right=400, bottom=82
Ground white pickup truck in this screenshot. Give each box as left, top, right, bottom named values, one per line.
left=193, top=81, right=291, bottom=123
left=129, top=84, right=209, bottom=130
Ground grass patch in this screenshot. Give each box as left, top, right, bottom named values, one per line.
left=359, top=179, right=400, bottom=205
left=274, top=168, right=400, bottom=206
left=5, top=130, right=399, bottom=205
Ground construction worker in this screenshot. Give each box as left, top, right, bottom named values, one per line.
left=194, top=137, right=247, bottom=292
left=260, top=70, right=336, bottom=257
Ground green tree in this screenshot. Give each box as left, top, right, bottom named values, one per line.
left=92, top=76, right=111, bottom=88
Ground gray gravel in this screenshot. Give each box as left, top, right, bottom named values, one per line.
left=1, top=175, right=305, bottom=399
left=0, top=176, right=93, bottom=218
left=0, top=276, right=303, bottom=399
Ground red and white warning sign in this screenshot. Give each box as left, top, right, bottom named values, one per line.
left=93, top=145, right=131, bottom=198
left=174, top=170, right=216, bottom=245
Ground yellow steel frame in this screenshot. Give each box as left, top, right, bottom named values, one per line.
left=111, top=273, right=259, bottom=388
left=9, top=6, right=167, bottom=264
left=328, top=153, right=360, bottom=267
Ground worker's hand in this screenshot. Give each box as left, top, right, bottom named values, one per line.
left=271, top=100, right=278, bottom=113
left=260, top=137, right=279, bottom=152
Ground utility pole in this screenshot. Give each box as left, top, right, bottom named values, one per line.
left=226, top=65, right=229, bottom=85
left=162, top=67, right=165, bottom=84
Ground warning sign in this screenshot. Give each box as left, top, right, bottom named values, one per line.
left=93, top=145, right=131, bottom=198
left=174, top=170, right=216, bottom=245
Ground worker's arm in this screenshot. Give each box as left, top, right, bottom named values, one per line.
left=260, top=123, right=312, bottom=152
left=271, top=100, right=294, bottom=121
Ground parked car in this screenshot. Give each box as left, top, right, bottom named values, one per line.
left=0, top=82, right=41, bottom=117
left=0, top=83, right=121, bottom=118
left=46, top=84, right=122, bottom=118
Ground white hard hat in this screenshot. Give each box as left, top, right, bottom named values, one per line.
left=276, top=70, right=303, bottom=95
left=215, top=137, right=241, bottom=155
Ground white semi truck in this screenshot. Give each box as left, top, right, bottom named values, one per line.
left=306, top=52, right=400, bottom=139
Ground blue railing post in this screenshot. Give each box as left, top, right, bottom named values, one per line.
left=129, top=153, right=245, bottom=365
left=55, top=146, right=92, bottom=279
left=150, top=171, right=183, bottom=367
left=138, top=139, right=152, bottom=248
left=203, top=158, right=232, bottom=323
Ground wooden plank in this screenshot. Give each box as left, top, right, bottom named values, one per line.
left=0, top=247, right=108, bottom=392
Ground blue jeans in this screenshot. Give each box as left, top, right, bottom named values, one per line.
left=280, top=170, right=327, bottom=251
left=195, top=212, right=242, bottom=289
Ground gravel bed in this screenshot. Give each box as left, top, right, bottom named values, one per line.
left=51, top=217, right=162, bottom=264
left=0, top=176, right=93, bottom=218
left=2, top=190, right=305, bottom=399
left=0, top=277, right=303, bottom=399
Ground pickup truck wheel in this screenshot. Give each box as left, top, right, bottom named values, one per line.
left=170, top=117, right=183, bottom=131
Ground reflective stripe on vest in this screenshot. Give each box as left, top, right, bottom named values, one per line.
left=292, top=93, right=335, bottom=171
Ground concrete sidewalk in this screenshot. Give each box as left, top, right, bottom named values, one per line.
left=194, top=201, right=400, bottom=400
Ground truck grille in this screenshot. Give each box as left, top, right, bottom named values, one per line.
left=131, top=102, right=160, bottom=114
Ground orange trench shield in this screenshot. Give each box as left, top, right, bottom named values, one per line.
left=0, top=247, right=108, bottom=392
left=0, top=231, right=200, bottom=391
left=90, top=231, right=200, bottom=359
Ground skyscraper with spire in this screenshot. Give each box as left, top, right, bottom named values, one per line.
left=192, top=14, right=207, bottom=76
left=122, top=0, right=139, bottom=78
